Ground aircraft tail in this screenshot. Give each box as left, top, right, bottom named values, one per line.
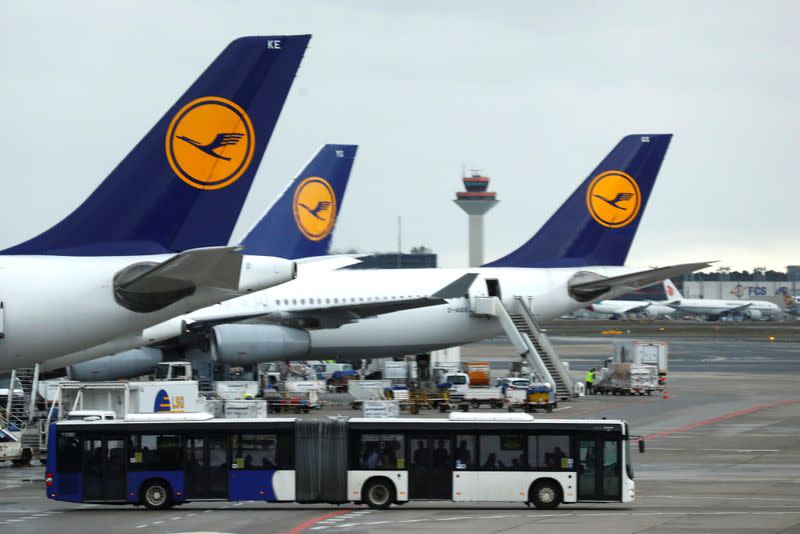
left=239, top=144, right=357, bottom=259
left=663, top=279, right=684, bottom=300
left=3, top=36, right=310, bottom=256
left=483, top=135, right=672, bottom=267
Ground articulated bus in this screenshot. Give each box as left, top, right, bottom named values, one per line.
left=46, top=413, right=636, bottom=510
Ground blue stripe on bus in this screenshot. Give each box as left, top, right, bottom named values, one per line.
left=228, top=470, right=277, bottom=501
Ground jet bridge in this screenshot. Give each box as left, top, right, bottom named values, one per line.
left=471, top=297, right=576, bottom=400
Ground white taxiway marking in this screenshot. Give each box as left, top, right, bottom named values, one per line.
left=314, top=510, right=800, bottom=530
left=700, top=448, right=779, bottom=452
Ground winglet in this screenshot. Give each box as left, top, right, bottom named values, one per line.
left=569, top=262, right=713, bottom=302
left=431, top=273, right=479, bottom=299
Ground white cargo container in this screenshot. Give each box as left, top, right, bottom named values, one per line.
left=223, top=400, right=267, bottom=419
left=284, top=380, right=326, bottom=393
left=431, top=346, right=461, bottom=369
left=348, top=380, right=392, bottom=401
left=362, top=400, right=400, bottom=418
left=596, top=363, right=659, bottom=395
left=613, top=340, right=668, bottom=373
left=213, top=381, right=259, bottom=400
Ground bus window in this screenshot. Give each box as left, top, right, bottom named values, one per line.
left=603, top=440, right=621, bottom=497
left=128, top=435, right=181, bottom=470
left=528, top=435, right=572, bottom=470
left=358, top=434, right=404, bottom=470
left=231, top=435, right=278, bottom=469
left=56, top=432, right=81, bottom=472
left=479, top=435, right=525, bottom=470
left=454, top=435, right=476, bottom=470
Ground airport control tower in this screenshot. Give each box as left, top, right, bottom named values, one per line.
left=454, top=171, right=499, bottom=267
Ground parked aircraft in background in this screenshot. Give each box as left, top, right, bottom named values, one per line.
left=45, top=143, right=361, bottom=377
left=0, top=35, right=311, bottom=371
left=586, top=300, right=675, bottom=319
left=662, top=279, right=781, bottom=320
left=62, top=134, right=711, bottom=380
left=783, top=293, right=800, bottom=316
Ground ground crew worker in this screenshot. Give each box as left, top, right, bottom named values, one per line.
left=585, top=368, right=596, bottom=395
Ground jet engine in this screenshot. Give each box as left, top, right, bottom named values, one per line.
left=742, top=309, right=762, bottom=320
left=210, top=324, right=310, bottom=365
left=67, top=347, right=164, bottom=381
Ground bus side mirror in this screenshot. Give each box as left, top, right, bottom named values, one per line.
left=638, top=439, right=646, bottom=453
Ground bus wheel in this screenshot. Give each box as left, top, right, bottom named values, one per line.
left=471, top=401, right=481, bottom=409
left=529, top=480, right=562, bottom=510
left=363, top=479, right=394, bottom=510
left=142, top=480, right=173, bottom=510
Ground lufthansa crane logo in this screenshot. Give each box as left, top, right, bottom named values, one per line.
left=166, top=96, right=255, bottom=190
left=586, top=170, right=641, bottom=228
left=293, top=177, right=337, bottom=241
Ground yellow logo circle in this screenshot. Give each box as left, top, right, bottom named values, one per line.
left=586, top=170, right=641, bottom=228
left=293, top=177, right=337, bottom=241
left=165, top=96, right=255, bottom=190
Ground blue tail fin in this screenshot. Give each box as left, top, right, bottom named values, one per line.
left=484, top=134, right=672, bottom=268
left=3, top=36, right=310, bottom=256
left=240, top=144, right=357, bottom=259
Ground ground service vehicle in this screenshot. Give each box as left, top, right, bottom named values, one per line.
left=46, top=413, right=637, bottom=510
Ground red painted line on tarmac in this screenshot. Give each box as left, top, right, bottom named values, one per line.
left=643, top=397, right=800, bottom=441
left=279, top=508, right=354, bottom=534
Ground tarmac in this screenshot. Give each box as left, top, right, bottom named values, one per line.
left=1, top=320, right=799, bottom=533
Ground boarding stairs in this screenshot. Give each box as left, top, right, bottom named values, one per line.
left=508, top=298, right=575, bottom=400
left=2, top=366, right=41, bottom=458
left=470, top=296, right=575, bottom=400
left=5, top=366, right=39, bottom=423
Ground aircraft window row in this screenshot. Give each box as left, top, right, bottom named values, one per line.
left=273, top=295, right=412, bottom=307
left=269, top=293, right=427, bottom=308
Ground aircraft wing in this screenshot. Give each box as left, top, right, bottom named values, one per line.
left=184, top=273, right=479, bottom=331
left=569, top=262, right=713, bottom=302
left=295, top=254, right=363, bottom=275
left=718, top=303, right=753, bottom=316
left=622, top=302, right=653, bottom=314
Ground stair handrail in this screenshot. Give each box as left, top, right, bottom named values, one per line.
left=513, top=296, right=576, bottom=398
left=520, top=332, right=556, bottom=387
left=0, top=406, right=27, bottom=436
left=27, top=364, right=40, bottom=422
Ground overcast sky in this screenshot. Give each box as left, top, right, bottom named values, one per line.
left=1, top=1, right=797, bottom=271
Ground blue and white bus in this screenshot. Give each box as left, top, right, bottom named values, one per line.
left=46, top=413, right=637, bottom=510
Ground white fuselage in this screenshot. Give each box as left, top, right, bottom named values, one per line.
left=0, top=254, right=294, bottom=370
left=669, top=298, right=781, bottom=318
left=43, top=264, right=640, bottom=370
left=589, top=300, right=675, bottom=318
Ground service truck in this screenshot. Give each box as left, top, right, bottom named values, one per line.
left=595, top=362, right=659, bottom=395
left=613, top=340, right=668, bottom=373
